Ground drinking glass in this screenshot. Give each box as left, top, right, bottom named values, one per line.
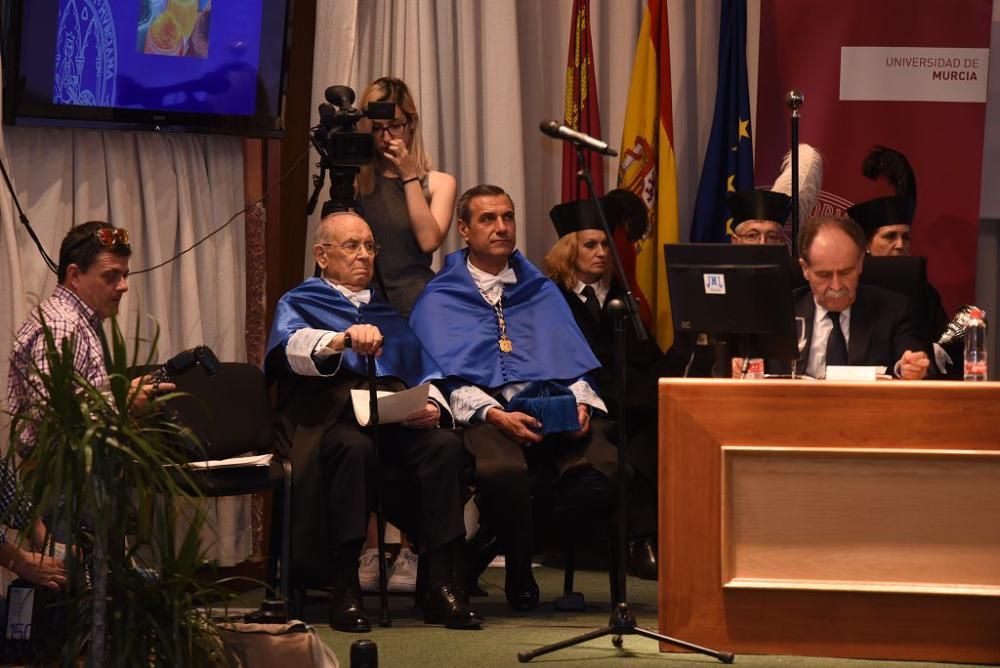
left=793, top=316, right=807, bottom=378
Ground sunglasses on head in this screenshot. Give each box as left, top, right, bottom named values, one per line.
left=94, top=227, right=130, bottom=247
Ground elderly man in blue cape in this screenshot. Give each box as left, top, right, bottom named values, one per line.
left=265, top=212, right=481, bottom=632
left=410, top=184, right=618, bottom=612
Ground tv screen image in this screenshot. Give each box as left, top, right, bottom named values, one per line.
left=137, top=0, right=211, bottom=58
left=4, top=0, right=289, bottom=136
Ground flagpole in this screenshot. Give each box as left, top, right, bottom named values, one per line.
left=786, top=90, right=804, bottom=255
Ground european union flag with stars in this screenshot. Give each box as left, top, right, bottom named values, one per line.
left=690, top=0, right=753, bottom=242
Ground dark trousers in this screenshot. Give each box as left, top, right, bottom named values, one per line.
left=292, top=412, right=467, bottom=585
left=621, top=413, right=659, bottom=537
left=464, top=418, right=617, bottom=573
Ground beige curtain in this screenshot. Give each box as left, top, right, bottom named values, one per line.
left=0, top=96, right=253, bottom=566
left=305, top=0, right=751, bottom=275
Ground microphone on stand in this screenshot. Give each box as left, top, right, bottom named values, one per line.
left=539, top=120, right=618, bottom=157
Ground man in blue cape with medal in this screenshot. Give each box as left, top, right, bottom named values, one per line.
left=410, top=185, right=618, bottom=612
left=265, top=212, right=481, bottom=632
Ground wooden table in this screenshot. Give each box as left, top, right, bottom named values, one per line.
left=658, top=378, right=1000, bottom=664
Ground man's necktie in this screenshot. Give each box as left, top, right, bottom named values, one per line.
left=581, top=285, right=602, bottom=322
left=826, top=311, right=848, bottom=367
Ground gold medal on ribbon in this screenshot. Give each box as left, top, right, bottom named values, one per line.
left=499, top=338, right=513, bottom=353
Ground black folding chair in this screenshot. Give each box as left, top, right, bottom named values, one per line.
left=165, top=362, right=292, bottom=601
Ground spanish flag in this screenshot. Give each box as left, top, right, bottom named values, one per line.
left=561, top=0, right=604, bottom=201
left=616, top=0, right=678, bottom=350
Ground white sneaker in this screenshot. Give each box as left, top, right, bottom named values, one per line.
left=358, top=548, right=381, bottom=592
left=387, top=547, right=418, bottom=592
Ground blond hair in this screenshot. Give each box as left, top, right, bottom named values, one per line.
left=357, top=77, right=432, bottom=194
left=545, top=230, right=615, bottom=290
left=544, top=233, right=580, bottom=291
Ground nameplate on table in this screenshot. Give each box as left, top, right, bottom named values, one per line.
left=825, top=365, right=884, bottom=381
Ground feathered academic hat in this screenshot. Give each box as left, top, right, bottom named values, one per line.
left=727, top=190, right=792, bottom=228
left=549, top=189, right=649, bottom=243
left=771, top=143, right=824, bottom=224
left=847, top=146, right=917, bottom=236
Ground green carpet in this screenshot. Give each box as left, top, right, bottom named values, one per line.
left=271, top=566, right=980, bottom=667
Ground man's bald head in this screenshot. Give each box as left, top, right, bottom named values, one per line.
left=315, top=211, right=366, bottom=245
left=313, top=212, right=378, bottom=291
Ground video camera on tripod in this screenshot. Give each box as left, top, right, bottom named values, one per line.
left=308, top=84, right=396, bottom=216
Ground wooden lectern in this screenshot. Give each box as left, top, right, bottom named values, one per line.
left=658, top=378, right=1000, bottom=664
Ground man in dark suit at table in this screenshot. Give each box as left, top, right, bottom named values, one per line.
left=794, top=215, right=932, bottom=380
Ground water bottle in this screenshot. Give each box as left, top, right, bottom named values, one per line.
left=963, top=307, right=988, bottom=381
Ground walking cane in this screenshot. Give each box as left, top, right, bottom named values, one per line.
left=366, top=353, right=392, bottom=627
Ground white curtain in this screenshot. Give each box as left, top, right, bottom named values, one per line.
left=0, top=87, right=252, bottom=565
left=306, top=0, right=743, bottom=275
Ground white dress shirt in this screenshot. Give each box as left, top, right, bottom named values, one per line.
left=806, top=300, right=851, bottom=380
left=572, top=279, right=610, bottom=309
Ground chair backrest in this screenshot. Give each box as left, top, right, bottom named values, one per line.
left=167, top=362, right=275, bottom=461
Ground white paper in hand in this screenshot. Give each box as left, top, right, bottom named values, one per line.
left=351, top=382, right=431, bottom=426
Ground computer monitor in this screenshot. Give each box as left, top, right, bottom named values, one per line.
left=858, top=255, right=927, bottom=295
left=664, top=243, right=798, bottom=361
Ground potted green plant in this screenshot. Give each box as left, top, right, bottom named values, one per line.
left=5, top=315, right=232, bottom=667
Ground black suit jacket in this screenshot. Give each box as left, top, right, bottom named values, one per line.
left=556, top=282, right=669, bottom=417
left=794, top=284, right=933, bottom=377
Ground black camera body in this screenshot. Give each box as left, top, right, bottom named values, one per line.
left=147, top=346, right=221, bottom=456
left=309, top=84, right=396, bottom=214
left=148, top=345, right=221, bottom=387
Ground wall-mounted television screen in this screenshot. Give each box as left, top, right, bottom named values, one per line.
left=2, top=0, right=290, bottom=137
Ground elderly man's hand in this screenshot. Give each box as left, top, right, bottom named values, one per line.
left=402, top=401, right=440, bottom=430
left=898, top=350, right=930, bottom=380
left=332, top=324, right=384, bottom=356
left=485, top=408, right=543, bottom=445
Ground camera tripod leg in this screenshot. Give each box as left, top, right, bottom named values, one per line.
left=517, top=626, right=615, bottom=663
left=630, top=625, right=735, bottom=663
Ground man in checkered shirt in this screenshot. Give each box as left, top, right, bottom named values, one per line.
left=7, top=221, right=168, bottom=455
left=4, top=222, right=167, bottom=587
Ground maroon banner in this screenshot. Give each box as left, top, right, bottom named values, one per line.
left=562, top=0, right=605, bottom=201
left=756, top=0, right=991, bottom=314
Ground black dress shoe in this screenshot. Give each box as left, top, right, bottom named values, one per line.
left=466, top=530, right=500, bottom=577
left=626, top=534, right=658, bottom=581
left=423, top=584, right=483, bottom=629
left=329, top=588, right=370, bottom=633
left=505, top=566, right=539, bottom=611
left=464, top=529, right=500, bottom=597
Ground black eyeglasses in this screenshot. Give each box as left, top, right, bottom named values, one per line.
left=320, top=241, right=381, bottom=256
left=733, top=230, right=784, bottom=244
left=370, top=122, right=408, bottom=138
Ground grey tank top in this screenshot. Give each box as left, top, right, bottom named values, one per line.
left=360, top=173, right=435, bottom=317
